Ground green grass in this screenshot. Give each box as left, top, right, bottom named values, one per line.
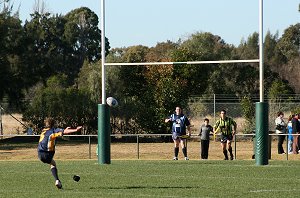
left=0, top=160, right=300, bottom=198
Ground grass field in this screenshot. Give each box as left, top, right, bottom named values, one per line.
left=0, top=160, right=300, bottom=198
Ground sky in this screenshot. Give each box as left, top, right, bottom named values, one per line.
left=10, top=0, right=300, bottom=48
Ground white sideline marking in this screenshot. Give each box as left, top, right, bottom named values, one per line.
left=250, top=189, right=300, bottom=193
left=108, top=192, right=208, bottom=198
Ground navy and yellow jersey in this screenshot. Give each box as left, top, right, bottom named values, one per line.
left=38, top=128, right=64, bottom=152
left=214, top=117, right=236, bottom=135
left=169, top=114, right=190, bottom=134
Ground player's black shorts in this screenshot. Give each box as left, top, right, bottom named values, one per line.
left=38, top=151, right=55, bottom=164
left=220, top=134, right=233, bottom=143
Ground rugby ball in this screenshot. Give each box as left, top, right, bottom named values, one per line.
left=106, top=97, right=118, bottom=107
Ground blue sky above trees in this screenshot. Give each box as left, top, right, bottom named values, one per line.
left=12, top=0, right=300, bottom=48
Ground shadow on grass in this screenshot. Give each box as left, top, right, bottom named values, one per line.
left=89, top=186, right=194, bottom=190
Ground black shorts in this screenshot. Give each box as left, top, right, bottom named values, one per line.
left=220, top=134, right=233, bottom=143
left=38, top=151, right=55, bottom=164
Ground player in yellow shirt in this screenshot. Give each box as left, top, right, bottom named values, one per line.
left=37, top=117, right=82, bottom=189
left=213, top=110, right=237, bottom=160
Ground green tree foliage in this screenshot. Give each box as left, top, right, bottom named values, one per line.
left=279, top=57, right=300, bottom=93
left=207, top=33, right=260, bottom=96
left=23, top=75, right=96, bottom=133
left=206, top=63, right=260, bottom=96
left=64, top=7, right=110, bottom=63
left=22, top=12, right=64, bottom=85
left=172, top=32, right=233, bottom=95
left=22, top=7, right=110, bottom=86
left=118, top=45, right=162, bottom=133
left=276, top=23, right=300, bottom=62
left=264, top=31, right=279, bottom=65
left=0, top=8, right=25, bottom=107
left=240, top=96, right=255, bottom=133
left=235, top=32, right=259, bottom=59
left=76, top=60, right=102, bottom=103
left=270, top=23, right=300, bottom=92
left=268, top=79, right=295, bottom=117
left=268, top=79, right=294, bottom=99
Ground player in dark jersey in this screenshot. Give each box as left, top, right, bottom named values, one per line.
left=165, top=106, right=191, bottom=160
left=37, top=117, right=82, bottom=189
left=213, top=110, right=237, bottom=160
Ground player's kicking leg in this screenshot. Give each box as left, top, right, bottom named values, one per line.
left=50, top=160, right=62, bottom=189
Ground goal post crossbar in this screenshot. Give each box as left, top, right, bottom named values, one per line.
left=105, top=59, right=259, bottom=66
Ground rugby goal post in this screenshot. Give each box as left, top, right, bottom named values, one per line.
left=98, top=0, right=268, bottom=165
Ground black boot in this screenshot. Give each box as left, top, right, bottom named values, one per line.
left=228, top=147, right=234, bottom=160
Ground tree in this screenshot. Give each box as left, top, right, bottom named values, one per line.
left=206, top=63, right=260, bottom=96
left=22, top=7, right=110, bottom=86
left=235, top=32, right=259, bottom=60
left=267, top=23, right=300, bottom=93
left=145, top=40, right=178, bottom=62
left=210, top=32, right=289, bottom=97
left=275, top=23, right=300, bottom=62
left=22, top=12, right=66, bottom=84
left=206, top=33, right=260, bottom=96
left=64, top=7, right=110, bottom=76
left=119, top=45, right=150, bottom=98
left=264, top=31, right=279, bottom=66
left=268, top=79, right=294, bottom=99
left=171, top=32, right=233, bottom=96
left=0, top=8, right=25, bottom=108
left=23, top=75, right=96, bottom=133
left=268, top=79, right=295, bottom=116
left=240, top=96, right=255, bottom=133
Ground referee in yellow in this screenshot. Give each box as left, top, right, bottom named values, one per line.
left=213, top=110, right=237, bottom=160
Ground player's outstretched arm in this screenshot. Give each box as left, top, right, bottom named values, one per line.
left=63, top=126, right=82, bottom=135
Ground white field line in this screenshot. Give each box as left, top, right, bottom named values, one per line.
left=107, top=192, right=208, bottom=198
left=250, top=189, right=300, bottom=193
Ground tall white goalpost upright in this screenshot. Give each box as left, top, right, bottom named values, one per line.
left=101, top=0, right=106, bottom=104
left=98, top=0, right=111, bottom=165
left=255, top=0, right=269, bottom=166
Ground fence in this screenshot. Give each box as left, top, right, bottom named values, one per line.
left=187, top=94, right=300, bottom=133
left=0, top=133, right=299, bottom=161
left=1, top=94, right=300, bottom=135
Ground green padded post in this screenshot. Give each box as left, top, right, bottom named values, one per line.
left=98, top=104, right=111, bottom=164
left=255, top=102, right=269, bottom=165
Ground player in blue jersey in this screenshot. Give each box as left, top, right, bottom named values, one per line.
left=37, top=117, right=82, bottom=189
left=165, top=106, right=191, bottom=160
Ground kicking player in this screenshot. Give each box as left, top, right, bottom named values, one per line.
left=165, top=106, right=191, bottom=160
left=214, top=110, right=237, bottom=160
left=37, top=117, right=82, bottom=189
